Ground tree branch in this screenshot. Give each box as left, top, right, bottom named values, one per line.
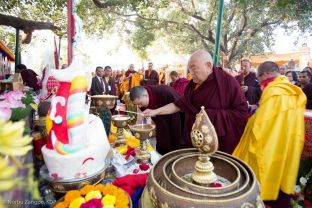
left=227, top=9, right=247, bottom=60
left=229, top=19, right=281, bottom=61
left=227, top=6, right=236, bottom=23
left=176, top=0, right=206, bottom=21
left=0, top=13, right=60, bottom=32
left=0, top=13, right=61, bottom=44
left=92, top=0, right=116, bottom=8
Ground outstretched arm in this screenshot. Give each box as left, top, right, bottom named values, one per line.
left=143, top=103, right=181, bottom=117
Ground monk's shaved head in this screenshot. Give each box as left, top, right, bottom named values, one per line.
left=257, top=61, right=280, bottom=83
left=258, top=61, right=279, bottom=75
left=189, top=49, right=213, bottom=65
left=129, top=86, right=149, bottom=107
left=188, top=49, right=213, bottom=83
left=130, top=86, right=147, bottom=101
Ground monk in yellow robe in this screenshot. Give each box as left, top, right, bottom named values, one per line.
left=121, top=64, right=142, bottom=94
left=233, top=61, right=306, bottom=207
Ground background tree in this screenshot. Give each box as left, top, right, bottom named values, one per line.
left=0, top=0, right=65, bottom=51
left=0, top=0, right=311, bottom=67
left=89, top=0, right=312, bottom=67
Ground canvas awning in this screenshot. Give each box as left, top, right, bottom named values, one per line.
left=244, top=52, right=302, bottom=67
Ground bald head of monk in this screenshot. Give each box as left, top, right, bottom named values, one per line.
left=257, top=61, right=280, bottom=83
left=188, top=49, right=213, bottom=84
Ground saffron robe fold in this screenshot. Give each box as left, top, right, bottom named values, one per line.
left=122, top=71, right=142, bottom=93
left=174, top=66, right=248, bottom=154
left=233, top=75, right=306, bottom=200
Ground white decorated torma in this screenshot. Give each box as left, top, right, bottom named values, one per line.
left=41, top=0, right=109, bottom=180
left=41, top=60, right=110, bottom=180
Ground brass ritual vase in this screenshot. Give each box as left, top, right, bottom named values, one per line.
left=111, top=114, right=130, bottom=147
left=91, top=95, right=118, bottom=111
left=130, top=124, right=155, bottom=164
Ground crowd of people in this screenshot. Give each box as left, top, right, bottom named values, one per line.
left=14, top=49, right=312, bottom=207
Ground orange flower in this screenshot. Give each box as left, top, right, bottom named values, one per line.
left=80, top=184, right=96, bottom=195
left=115, top=194, right=129, bottom=207
left=94, top=184, right=106, bottom=193
left=64, top=190, right=81, bottom=203
left=115, top=202, right=129, bottom=208
left=103, top=184, right=118, bottom=195
left=100, top=185, right=109, bottom=195
left=54, top=201, right=69, bottom=208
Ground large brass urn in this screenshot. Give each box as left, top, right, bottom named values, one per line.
left=141, top=107, right=264, bottom=208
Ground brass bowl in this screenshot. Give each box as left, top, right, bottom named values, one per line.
left=144, top=149, right=262, bottom=208
left=91, top=95, right=118, bottom=110
left=169, top=154, right=242, bottom=196
left=111, top=115, right=130, bottom=128
left=130, top=124, right=155, bottom=140
left=40, top=164, right=108, bottom=193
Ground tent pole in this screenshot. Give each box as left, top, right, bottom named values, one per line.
left=213, top=0, right=224, bottom=66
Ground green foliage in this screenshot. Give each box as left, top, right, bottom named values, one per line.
left=10, top=88, right=36, bottom=122
left=1, top=0, right=311, bottom=66
left=0, top=28, right=16, bottom=52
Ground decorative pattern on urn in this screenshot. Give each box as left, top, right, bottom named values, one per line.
left=191, top=106, right=218, bottom=154
left=191, top=106, right=219, bottom=185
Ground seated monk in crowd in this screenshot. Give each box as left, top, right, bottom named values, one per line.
left=130, top=85, right=183, bottom=154
left=143, top=49, right=248, bottom=154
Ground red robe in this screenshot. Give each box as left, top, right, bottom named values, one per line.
left=170, top=78, right=189, bottom=96
left=174, top=66, right=248, bottom=154
left=141, top=85, right=183, bottom=154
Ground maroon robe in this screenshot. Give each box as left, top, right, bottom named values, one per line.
left=174, top=66, right=248, bottom=154
left=235, top=72, right=261, bottom=105
left=170, top=78, right=189, bottom=96
left=302, top=83, right=312, bottom=109
left=141, top=85, right=183, bottom=154
left=144, top=70, right=159, bottom=86
left=20, top=69, right=40, bottom=91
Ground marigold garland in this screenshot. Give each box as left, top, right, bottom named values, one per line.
left=54, top=184, right=129, bottom=208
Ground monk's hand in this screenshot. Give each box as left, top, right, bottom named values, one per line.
left=241, top=86, right=248, bottom=92
left=143, top=109, right=157, bottom=117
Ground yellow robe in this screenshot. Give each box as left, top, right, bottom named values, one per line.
left=233, top=75, right=306, bottom=200
left=121, top=72, right=142, bottom=94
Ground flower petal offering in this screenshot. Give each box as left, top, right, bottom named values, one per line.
left=55, top=184, right=130, bottom=208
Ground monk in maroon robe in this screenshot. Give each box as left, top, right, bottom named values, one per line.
left=299, top=70, right=312, bottom=109
left=143, top=62, right=159, bottom=86
left=130, top=85, right=183, bottom=154
left=235, top=59, right=261, bottom=105
left=16, top=64, right=40, bottom=92
left=143, top=50, right=248, bottom=154
left=169, top=70, right=189, bottom=96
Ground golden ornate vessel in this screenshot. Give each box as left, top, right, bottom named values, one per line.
left=130, top=124, right=155, bottom=164
left=91, top=95, right=118, bottom=110
left=111, top=114, right=131, bottom=147
left=140, top=106, right=264, bottom=208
